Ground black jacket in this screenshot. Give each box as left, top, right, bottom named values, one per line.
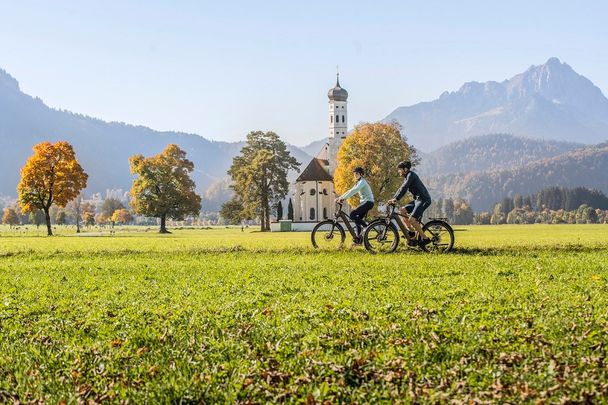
left=393, top=170, right=431, bottom=202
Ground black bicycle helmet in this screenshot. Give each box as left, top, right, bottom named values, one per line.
left=397, top=160, right=412, bottom=170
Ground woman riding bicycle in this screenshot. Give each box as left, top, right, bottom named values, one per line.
left=335, top=166, right=374, bottom=245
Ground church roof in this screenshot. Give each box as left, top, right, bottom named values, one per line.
left=296, top=158, right=333, bottom=182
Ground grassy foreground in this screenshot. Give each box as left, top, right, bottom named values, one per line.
left=0, top=225, right=607, bottom=403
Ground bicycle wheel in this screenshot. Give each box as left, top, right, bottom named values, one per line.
left=311, top=220, right=346, bottom=249
left=363, top=220, right=400, bottom=254
left=421, top=220, right=454, bottom=253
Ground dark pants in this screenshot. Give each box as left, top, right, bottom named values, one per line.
left=350, top=201, right=374, bottom=237
left=404, top=199, right=431, bottom=221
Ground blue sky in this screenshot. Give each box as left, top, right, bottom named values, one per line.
left=1, top=1, right=606, bottom=145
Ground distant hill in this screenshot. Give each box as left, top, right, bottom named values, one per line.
left=385, top=58, right=608, bottom=151
left=428, top=144, right=608, bottom=211
left=0, top=68, right=311, bottom=197
left=417, top=134, right=583, bottom=177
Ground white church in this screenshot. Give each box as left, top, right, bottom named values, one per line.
left=280, top=74, right=350, bottom=231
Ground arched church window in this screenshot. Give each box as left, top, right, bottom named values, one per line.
left=336, top=115, right=339, bottom=122
left=330, top=115, right=333, bottom=123
left=323, top=208, right=328, bottom=219
left=322, top=188, right=328, bottom=195
left=342, top=115, right=345, bottom=123
left=310, top=189, right=316, bottom=196
left=309, top=208, right=315, bottom=220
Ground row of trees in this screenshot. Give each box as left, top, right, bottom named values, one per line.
left=474, top=187, right=608, bottom=225
left=493, top=187, right=608, bottom=213
left=16, top=141, right=202, bottom=235
left=476, top=204, right=608, bottom=225
left=424, top=198, right=474, bottom=225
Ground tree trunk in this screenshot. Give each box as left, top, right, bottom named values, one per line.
left=261, top=192, right=270, bottom=232
left=259, top=206, right=265, bottom=232
left=159, top=214, right=170, bottom=234
left=76, top=210, right=81, bottom=233
left=265, top=208, right=271, bottom=231
left=44, top=208, right=53, bottom=236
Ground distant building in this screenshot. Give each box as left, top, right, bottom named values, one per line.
left=293, top=74, right=349, bottom=224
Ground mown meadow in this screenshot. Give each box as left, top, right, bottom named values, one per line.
left=0, top=225, right=607, bottom=403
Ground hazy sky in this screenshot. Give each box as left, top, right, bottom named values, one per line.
left=1, top=1, right=606, bottom=146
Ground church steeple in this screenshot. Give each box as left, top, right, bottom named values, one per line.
left=327, top=72, right=348, bottom=175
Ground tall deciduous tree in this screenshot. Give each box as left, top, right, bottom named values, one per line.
left=129, top=144, right=202, bottom=233
left=226, top=131, right=299, bottom=231
left=18, top=141, right=88, bottom=236
left=334, top=122, right=418, bottom=208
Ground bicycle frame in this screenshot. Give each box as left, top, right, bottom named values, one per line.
left=378, top=204, right=418, bottom=239
left=333, top=202, right=358, bottom=239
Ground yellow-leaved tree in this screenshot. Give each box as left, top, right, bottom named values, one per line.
left=129, top=144, right=202, bottom=233
left=334, top=122, right=418, bottom=209
left=111, top=208, right=133, bottom=226
left=18, top=141, right=88, bottom=236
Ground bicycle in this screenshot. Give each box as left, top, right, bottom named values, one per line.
left=310, top=202, right=368, bottom=249
left=362, top=202, right=454, bottom=254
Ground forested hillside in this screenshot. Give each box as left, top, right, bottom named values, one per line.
left=418, top=134, right=582, bottom=177
left=428, top=144, right=608, bottom=210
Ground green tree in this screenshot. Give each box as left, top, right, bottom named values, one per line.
left=513, top=194, right=523, bottom=209
left=129, top=144, right=202, bottom=233
left=287, top=198, right=294, bottom=221
left=501, top=197, right=514, bottom=215
left=220, top=197, right=247, bottom=225
left=227, top=131, right=299, bottom=231
left=442, top=198, right=455, bottom=223
left=276, top=200, right=283, bottom=221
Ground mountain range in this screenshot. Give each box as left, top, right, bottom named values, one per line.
left=0, top=69, right=312, bottom=199
left=2, top=58, right=607, bottom=213
left=384, top=58, right=608, bottom=152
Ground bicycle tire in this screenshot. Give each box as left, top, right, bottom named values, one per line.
left=311, top=220, right=346, bottom=249
left=421, top=220, right=454, bottom=253
left=363, top=219, right=400, bottom=254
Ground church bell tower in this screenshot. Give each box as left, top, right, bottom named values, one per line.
left=327, top=72, right=348, bottom=174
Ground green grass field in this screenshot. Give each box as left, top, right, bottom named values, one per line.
left=1, top=225, right=607, bottom=403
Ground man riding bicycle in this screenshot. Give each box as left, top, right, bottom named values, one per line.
left=335, top=166, right=374, bottom=245
left=387, top=160, right=432, bottom=246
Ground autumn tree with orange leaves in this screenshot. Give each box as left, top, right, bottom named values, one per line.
left=334, top=122, right=418, bottom=210
left=18, top=141, right=88, bottom=236
left=129, top=144, right=201, bottom=233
